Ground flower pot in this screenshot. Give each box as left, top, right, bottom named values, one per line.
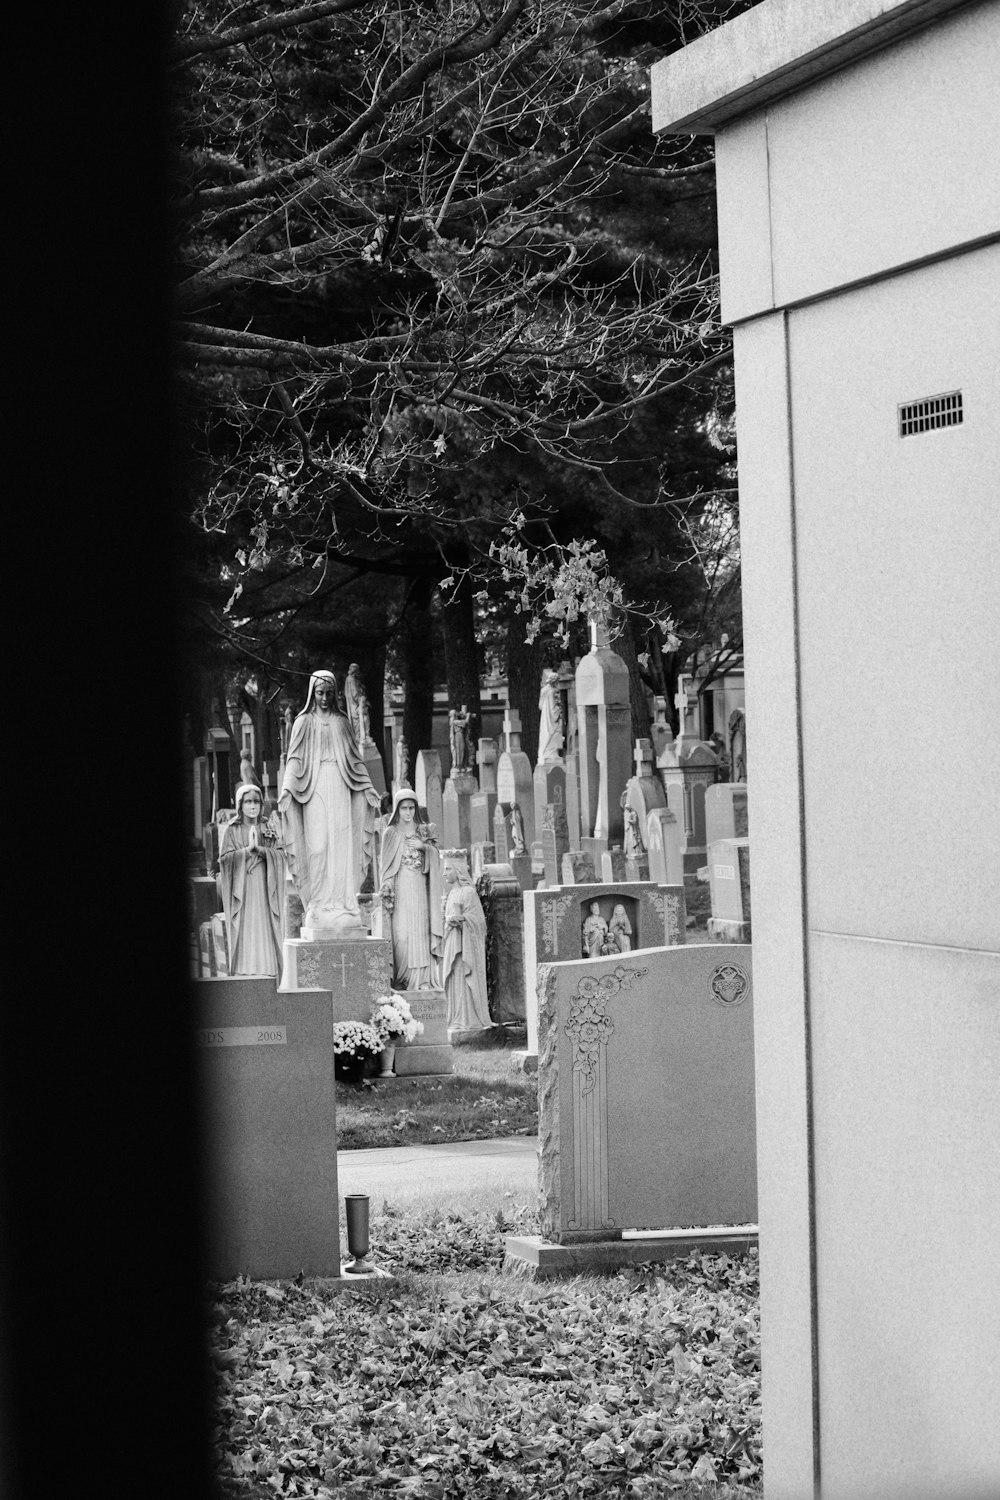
left=335, top=1049, right=373, bottom=1085
left=378, top=1041, right=396, bottom=1077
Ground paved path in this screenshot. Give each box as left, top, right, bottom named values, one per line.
left=336, top=1135, right=539, bottom=1203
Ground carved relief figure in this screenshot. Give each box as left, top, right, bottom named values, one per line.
left=278, top=670, right=382, bottom=935
left=609, top=903, right=632, bottom=953
left=441, top=855, right=491, bottom=1034
left=220, top=783, right=285, bottom=975
left=378, top=790, right=443, bottom=988
left=582, top=901, right=608, bottom=958
left=537, top=667, right=564, bottom=762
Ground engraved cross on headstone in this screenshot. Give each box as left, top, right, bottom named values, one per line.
left=334, top=952, right=353, bottom=989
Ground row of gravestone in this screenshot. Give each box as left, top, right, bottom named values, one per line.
left=195, top=929, right=757, bottom=1280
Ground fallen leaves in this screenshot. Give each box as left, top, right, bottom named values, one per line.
left=208, top=1203, right=761, bottom=1500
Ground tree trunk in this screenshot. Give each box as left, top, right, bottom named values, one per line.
left=441, top=571, right=482, bottom=751
left=399, top=575, right=435, bottom=759
left=505, top=611, right=546, bottom=763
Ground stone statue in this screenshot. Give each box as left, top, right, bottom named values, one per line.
left=622, top=795, right=645, bottom=857
left=441, top=852, right=491, bottom=1035
left=395, top=733, right=410, bottom=789
left=278, top=670, right=383, bottom=936
left=378, top=789, right=444, bottom=988
left=582, top=901, right=608, bottom=958
left=239, top=747, right=263, bottom=790
left=344, top=663, right=367, bottom=744
left=220, top=783, right=285, bottom=975
left=449, top=704, right=471, bottom=773
left=537, top=667, right=564, bottom=762
left=509, top=802, right=527, bottom=855
left=609, top=903, right=632, bottom=953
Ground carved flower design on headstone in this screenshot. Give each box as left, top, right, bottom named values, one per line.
left=565, top=964, right=648, bottom=1093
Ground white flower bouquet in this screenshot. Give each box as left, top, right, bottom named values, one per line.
left=370, top=994, right=423, bottom=1045
left=332, top=1020, right=384, bottom=1057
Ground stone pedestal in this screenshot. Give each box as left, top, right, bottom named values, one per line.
left=646, top=807, right=685, bottom=887
left=196, top=976, right=341, bottom=1278
left=415, top=750, right=444, bottom=831
left=707, top=838, right=751, bottom=943
left=657, top=737, right=719, bottom=875
left=542, top=801, right=571, bottom=887
left=280, top=936, right=392, bottom=1023
left=705, top=782, right=749, bottom=846
left=576, top=628, right=631, bottom=848
left=477, top=862, right=526, bottom=1025
left=600, top=848, right=628, bottom=882
left=497, top=710, right=535, bottom=848
left=391, top=988, right=454, bottom=1075
left=361, top=740, right=387, bottom=797
left=470, top=788, right=497, bottom=845
left=442, top=769, right=477, bottom=849
left=533, top=760, right=566, bottom=848
left=510, top=852, right=534, bottom=891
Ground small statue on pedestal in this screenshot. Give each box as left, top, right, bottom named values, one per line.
left=609, top=904, right=632, bottom=953
left=378, top=789, right=443, bottom=988
left=220, top=783, right=285, bottom=975
left=441, top=852, right=491, bottom=1035
left=449, top=704, right=471, bottom=773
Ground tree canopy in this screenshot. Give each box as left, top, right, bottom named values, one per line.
left=174, top=0, right=750, bottom=754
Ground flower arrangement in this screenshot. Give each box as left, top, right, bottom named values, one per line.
left=370, top=994, right=423, bottom=1046
left=332, top=1021, right=384, bottom=1058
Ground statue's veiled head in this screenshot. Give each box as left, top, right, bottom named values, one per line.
left=302, top=670, right=339, bottom=715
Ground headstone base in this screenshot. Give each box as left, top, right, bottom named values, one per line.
left=391, top=988, right=455, bottom=1075
left=300, top=917, right=367, bottom=941
left=708, top=917, right=752, bottom=943
left=510, top=852, right=534, bottom=890
left=393, top=1044, right=455, bottom=1077
left=503, top=1227, right=758, bottom=1281
left=510, top=1049, right=538, bottom=1074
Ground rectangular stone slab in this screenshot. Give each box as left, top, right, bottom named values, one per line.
left=196, top=976, right=340, bottom=1278
left=537, top=944, right=756, bottom=1242
left=280, top=937, right=392, bottom=1023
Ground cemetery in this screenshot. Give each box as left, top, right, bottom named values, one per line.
left=172, top=2, right=998, bottom=1499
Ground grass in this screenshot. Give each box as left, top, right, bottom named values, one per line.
left=337, top=1026, right=538, bottom=1149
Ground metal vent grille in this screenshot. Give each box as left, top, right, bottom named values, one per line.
left=898, top=390, right=963, bottom=437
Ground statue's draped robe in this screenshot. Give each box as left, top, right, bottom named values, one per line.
left=219, top=821, right=285, bottom=975
left=538, top=680, right=563, bottom=762
left=379, top=826, right=443, bottom=988
left=279, top=711, right=379, bottom=924
left=442, top=881, right=491, bottom=1033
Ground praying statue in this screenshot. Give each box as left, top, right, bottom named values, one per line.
left=278, top=670, right=383, bottom=937
left=537, top=667, right=564, bottom=763
left=220, top=783, right=285, bottom=975
left=441, top=853, right=491, bottom=1036
left=378, top=790, right=444, bottom=988
left=609, top=903, right=632, bottom=953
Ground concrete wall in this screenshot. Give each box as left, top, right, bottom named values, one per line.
left=655, top=2, right=1000, bottom=1497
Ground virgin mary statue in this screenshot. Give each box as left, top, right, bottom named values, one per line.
left=279, top=670, right=383, bottom=936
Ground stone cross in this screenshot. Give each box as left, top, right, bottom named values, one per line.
left=634, top=737, right=655, bottom=779
left=589, top=616, right=612, bottom=652
left=502, top=708, right=522, bottom=751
